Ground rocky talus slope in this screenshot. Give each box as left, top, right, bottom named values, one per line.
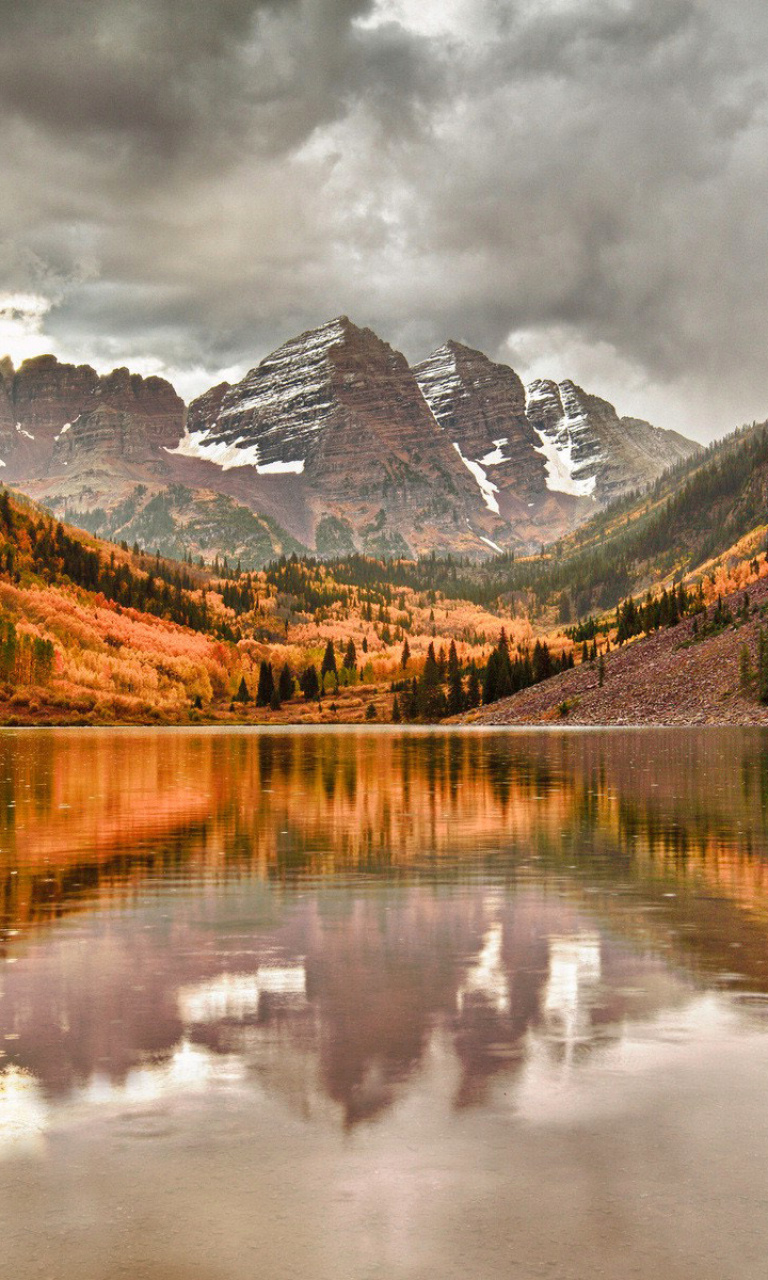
left=465, top=578, right=768, bottom=726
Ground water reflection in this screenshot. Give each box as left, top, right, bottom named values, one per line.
left=2, top=728, right=768, bottom=1279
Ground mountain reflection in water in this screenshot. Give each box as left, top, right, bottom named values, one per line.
left=1, top=727, right=768, bottom=1280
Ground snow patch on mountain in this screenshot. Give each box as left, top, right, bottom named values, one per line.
left=525, top=380, right=599, bottom=497
left=168, top=430, right=305, bottom=475
left=453, top=442, right=500, bottom=514
left=531, top=427, right=597, bottom=497
left=413, top=343, right=463, bottom=426
left=479, top=439, right=510, bottom=466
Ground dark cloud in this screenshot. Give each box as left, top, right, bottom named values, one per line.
left=0, top=0, right=766, bottom=436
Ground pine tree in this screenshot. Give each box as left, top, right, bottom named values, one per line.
left=235, top=675, right=250, bottom=703
left=278, top=664, right=294, bottom=702
left=256, top=660, right=274, bottom=707
left=447, top=666, right=465, bottom=716
left=343, top=638, right=357, bottom=670
left=759, top=629, right=768, bottom=704
left=466, top=661, right=481, bottom=708
left=300, top=665, right=320, bottom=700
left=401, top=637, right=410, bottom=668
left=482, top=651, right=499, bottom=705
left=321, top=640, right=337, bottom=677
left=391, top=694, right=402, bottom=723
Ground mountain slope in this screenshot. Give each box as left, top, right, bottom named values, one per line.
left=525, top=379, right=696, bottom=500
left=464, top=573, right=768, bottom=726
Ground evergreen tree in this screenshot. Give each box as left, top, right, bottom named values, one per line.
left=256, top=660, right=274, bottom=707
left=401, top=637, right=411, bottom=668
left=343, top=638, right=357, bottom=670
left=416, top=645, right=445, bottom=720
left=447, top=666, right=465, bottom=716
left=466, top=661, right=481, bottom=708
left=300, top=664, right=320, bottom=700
left=321, top=640, right=337, bottom=677
left=235, top=675, right=250, bottom=703
left=278, top=664, right=295, bottom=701
left=391, top=694, right=402, bottom=723
left=759, top=629, right=768, bottom=704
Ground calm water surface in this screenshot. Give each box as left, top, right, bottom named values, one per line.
left=1, top=727, right=768, bottom=1279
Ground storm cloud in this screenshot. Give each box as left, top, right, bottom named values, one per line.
left=1, top=0, right=767, bottom=437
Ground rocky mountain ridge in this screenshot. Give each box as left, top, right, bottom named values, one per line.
left=2, top=319, right=702, bottom=565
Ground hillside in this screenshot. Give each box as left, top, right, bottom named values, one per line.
left=0, top=487, right=533, bottom=725
left=464, top=574, right=768, bottom=726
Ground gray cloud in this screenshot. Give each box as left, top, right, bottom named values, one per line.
left=0, top=0, right=767, bottom=437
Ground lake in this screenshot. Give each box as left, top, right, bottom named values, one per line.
left=1, top=727, right=768, bottom=1280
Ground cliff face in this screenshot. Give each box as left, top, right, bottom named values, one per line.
left=0, top=355, right=184, bottom=479
left=412, top=342, right=589, bottom=539
left=524, top=379, right=697, bottom=502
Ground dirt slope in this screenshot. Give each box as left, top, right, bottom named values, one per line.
left=465, top=577, right=768, bottom=726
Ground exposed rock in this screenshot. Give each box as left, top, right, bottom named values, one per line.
left=0, top=354, right=184, bottom=479
left=524, top=378, right=698, bottom=502
left=413, top=341, right=587, bottom=541
left=178, top=317, right=512, bottom=556
left=465, top=576, right=768, bottom=727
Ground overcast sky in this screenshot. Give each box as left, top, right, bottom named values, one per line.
left=0, top=0, right=766, bottom=439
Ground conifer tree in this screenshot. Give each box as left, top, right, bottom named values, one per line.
left=466, top=661, right=481, bottom=708
left=447, top=666, right=465, bottom=716
left=301, top=664, right=320, bottom=700
left=321, top=640, right=337, bottom=677
left=235, top=675, right=250, bottom=703
left=278, top=664, right=294, bottom=702
left=256, top=660, right=274, bottom=707
left=759, top=630, right=768, bottom=704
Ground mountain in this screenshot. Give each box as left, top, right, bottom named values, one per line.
left=176, top=316, right=516, bottom=557
left=2, top=319, right=702, bottom=565
left=178, top=317, right=700, bottom=557
left=524, top=378, right=696, bottom=501
left=0, top=354, right=184, bottom=477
